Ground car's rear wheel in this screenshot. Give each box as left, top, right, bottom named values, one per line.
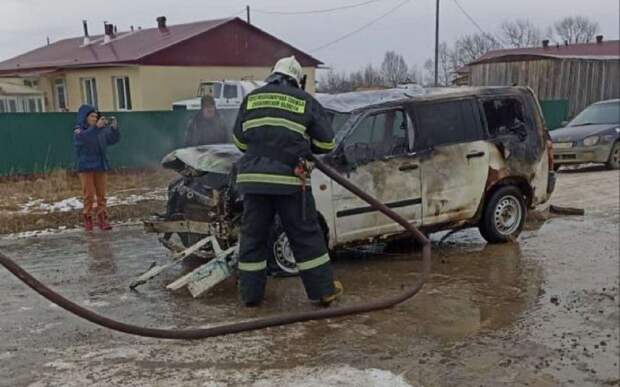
left=606, top=141, right=620, bottom=170
left=479, top=186, right=526, bottom=243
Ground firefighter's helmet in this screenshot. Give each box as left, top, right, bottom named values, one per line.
left=271, top=56, right=303, bottom=86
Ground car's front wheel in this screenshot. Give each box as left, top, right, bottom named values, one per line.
left=479, top=186, right=526, bottom=243
left=606, top=141, right=620, bottom=170
left=267, top=219, right=299, bottom=276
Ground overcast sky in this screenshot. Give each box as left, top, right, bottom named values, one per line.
left=2, top=0, right=619, bottom=76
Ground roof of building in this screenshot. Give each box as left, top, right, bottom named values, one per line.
left=0, top=17, right=322, bottom=75
left=471, top=39, right=620, bottom=65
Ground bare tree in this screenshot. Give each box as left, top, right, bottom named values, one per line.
left=318, top=70, right=353, bottom=93
left=407, top=64, right=422, bottom=84
left=423, top=43, right=453, bottom=86
left=553, top=16, right=600, bottom=44
left=362, top=64, right=384, bottom=87
left=423, top=58, right=435, bottom=86
left=452, top=33, right=502, bottom=66
left=500, top=19, right=542, bottom=48
left=381, top=51, right=409, bottom=87
left=349, top=69, right=364, bottom=90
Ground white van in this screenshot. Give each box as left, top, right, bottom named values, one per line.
left=172, top=80, right=265, bottom=110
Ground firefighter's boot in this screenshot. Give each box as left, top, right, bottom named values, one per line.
left=318, top=280, right=343, bottom=307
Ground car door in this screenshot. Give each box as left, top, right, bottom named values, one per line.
left=332, top=107, right=423, bottom=245
left=409, top=98, right=489, bottom=226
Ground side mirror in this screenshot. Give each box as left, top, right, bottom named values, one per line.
left=560, top=120, right=568, bottom=127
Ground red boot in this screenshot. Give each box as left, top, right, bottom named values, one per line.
left=83, top=214, right=94, bottom=232
left=97, top=213, right=112, bottom=231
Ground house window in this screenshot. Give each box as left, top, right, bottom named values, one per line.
left=0, top=99, right=5, bottom=113
left=36, top=98, right=43, bottom=112
left=7, top=99, right=17, bottom=112
left=54, top=79, right=67, bottom=111
left=81, top=78, right=98, bottom=108
left=113, top=76, right=132, bottom=110
left=28, top=98, right=37, bottom=112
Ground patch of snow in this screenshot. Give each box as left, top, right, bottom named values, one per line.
left=44, top=360, right=77, bottom=370
left=18, top=189, right=166, bottom=214
left=252, top=366, right=413, bottom=387
left=82, top=300, right=110, bottom=308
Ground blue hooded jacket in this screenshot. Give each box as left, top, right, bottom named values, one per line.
left=73, top=104, right=120, bottom=172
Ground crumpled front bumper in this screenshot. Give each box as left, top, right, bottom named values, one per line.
left=553, top=142, right=614, bottom=165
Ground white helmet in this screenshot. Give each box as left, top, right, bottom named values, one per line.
left=271, top=56, right=303, bottom=85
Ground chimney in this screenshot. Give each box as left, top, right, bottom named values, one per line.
left=157, top=16, right=167, bottom=31
left=564, top=40, right=569, bottom=47
left=82, top=20, right=90, bottom=45
left=103, top=22, right=114, bottom=43
left=596, top=35, right=604, bottom=43
left=542, top=39, right=550, bottom=49
left=113, top=25, right=118, bottom=35
left=130, top=25, right=134, bottom=31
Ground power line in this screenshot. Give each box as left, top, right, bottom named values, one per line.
left=253, top=0, right=385, bottom=15
left=451, top=0, right=504, bottom=45
left=311, top=0, right=411, bottom=52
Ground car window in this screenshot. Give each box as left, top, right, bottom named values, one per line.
left=325, top=111, right=351, bottom=135
left=345, top=109, right=411, bottom=158
left=411, top=99, right=482, bottom=149
left=569, top=102, right=620, bottom=126
left=482, top=98, right=526, bottom=137
left=223, top=84, right=238, bottom=99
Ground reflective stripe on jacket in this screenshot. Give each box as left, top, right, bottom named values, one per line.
left=232, top=83, right=335, bottom=195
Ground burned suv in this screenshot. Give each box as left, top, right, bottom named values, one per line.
left=145, top=86, right=555, bottom=277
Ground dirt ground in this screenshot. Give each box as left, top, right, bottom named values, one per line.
left=0, top=167, right=618, bottom=387
left=0, top=169, right=173, bottom=234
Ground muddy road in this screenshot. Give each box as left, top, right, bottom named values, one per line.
left=1, top=168, right=618, bottom=387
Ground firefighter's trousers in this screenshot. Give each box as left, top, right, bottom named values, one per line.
left=237, top=191, right=335, bottom=304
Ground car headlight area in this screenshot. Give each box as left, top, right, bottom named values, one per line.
left=582, top=135, right=600, bottom=146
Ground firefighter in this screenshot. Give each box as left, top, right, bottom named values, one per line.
left=232, top=56, right=343, bottom=307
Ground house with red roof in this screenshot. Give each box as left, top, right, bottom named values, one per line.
left=0, top=17, right=322, bottom=112
left=460, top=36, right=619, bottom=117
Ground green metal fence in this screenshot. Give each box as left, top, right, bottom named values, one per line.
left=0, top=111, right=194, bottom=176
left=539, top=99, right=569, bottom=130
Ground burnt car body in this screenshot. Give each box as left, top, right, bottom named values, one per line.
left=550, top=99, right=620, bottom=170
left=145, top=86, right=555, bottom=275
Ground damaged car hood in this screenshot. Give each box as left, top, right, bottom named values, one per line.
left=162, top=144, right=242, bottom=174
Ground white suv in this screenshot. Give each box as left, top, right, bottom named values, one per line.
left=147, top=87, right=555, bottom=274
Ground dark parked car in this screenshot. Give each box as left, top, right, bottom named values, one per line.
left=551, top=99, right=620, bottom=170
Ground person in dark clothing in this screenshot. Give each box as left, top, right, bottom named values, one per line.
left=184, top=95, right=229, bottom=146
left=73, top=104, right=120, bottom=231
left=232, top=56, right=343, bottom=307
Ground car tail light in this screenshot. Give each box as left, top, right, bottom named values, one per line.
left=547, top=140, right=555, bottom=171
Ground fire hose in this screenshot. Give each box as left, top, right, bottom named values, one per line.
left=0, top=155, right=431, bottom=340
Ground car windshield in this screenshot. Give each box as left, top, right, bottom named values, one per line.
left=325, top=110, right=352, bottom=135
left=569, top=102, right=620, bottom=126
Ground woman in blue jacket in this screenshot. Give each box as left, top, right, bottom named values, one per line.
left=73, top=104, right=120, bottom=231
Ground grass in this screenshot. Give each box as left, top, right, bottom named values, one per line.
left=0, top=168, right=176, bottom=235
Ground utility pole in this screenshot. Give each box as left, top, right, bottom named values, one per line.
left=246, top=5, right=251, bottom=24
left=434, top=0, right=440, bottom=86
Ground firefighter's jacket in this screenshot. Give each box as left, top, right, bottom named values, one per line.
left=232, top=82, right=335, bottom=194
